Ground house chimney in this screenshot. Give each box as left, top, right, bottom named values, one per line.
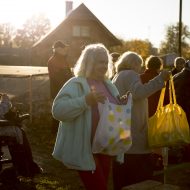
left=65, top=1, right=73, bottom=16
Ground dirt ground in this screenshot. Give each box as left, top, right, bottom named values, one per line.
left=2, top=117, right=189, bottom=190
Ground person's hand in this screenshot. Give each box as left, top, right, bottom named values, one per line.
left=119, top=95, right=128, bottom=105
left=0, top=93, right=9, bottom=101
left=85, top=86, right=106, bottom=106
left=160, top=70, right=171, bottom=81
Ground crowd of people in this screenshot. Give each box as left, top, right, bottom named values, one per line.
left=47, top=41, right=190, bottom=190
left=48, top=41, right=190, bottom=190
left=1, top=40, right=189, bottom=190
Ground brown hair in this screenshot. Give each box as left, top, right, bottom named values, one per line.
left=145, top=55, right=163, bottom=70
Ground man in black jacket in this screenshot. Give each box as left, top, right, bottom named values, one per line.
left=173, top=60, right=190, bottom=161
left=173, top=60, right=190, bottom=125
left=172, top=57, right=185, bottom=75
left=47, top=41, right=73, bottom=133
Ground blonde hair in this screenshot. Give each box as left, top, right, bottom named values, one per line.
left=73, top=43, right=113, bottom=78
left=115, top=51, right=143, bottom=73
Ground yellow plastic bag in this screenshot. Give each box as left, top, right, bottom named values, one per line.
left=148, top=77, right=190, bottom=148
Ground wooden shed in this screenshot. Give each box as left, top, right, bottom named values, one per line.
left=32, top=3, right=121, bottom=66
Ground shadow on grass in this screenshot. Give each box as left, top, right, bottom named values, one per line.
left=21, top=116, right=85, bottom=190
left=17, top=116, right=190, bottom=190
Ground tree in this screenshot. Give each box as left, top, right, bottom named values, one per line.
left=159, top=23, right=190, bottom=57
left=110, top=39, right=156, bottom=60
left=0, top=23, right=15, bottom=47
left=14, top=14, right=51, bottom=48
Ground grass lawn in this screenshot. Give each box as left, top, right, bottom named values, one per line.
left=1, top=115, right=190, bottom=189
left=24, top=116, right=85, bottom=190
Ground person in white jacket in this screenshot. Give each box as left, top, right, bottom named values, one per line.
left=52, top=43, right=128, bottom=190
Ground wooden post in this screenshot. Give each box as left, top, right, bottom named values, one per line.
left=178, top=0, right=182, bottom=56
left=29, top=75, right=33, bottom=123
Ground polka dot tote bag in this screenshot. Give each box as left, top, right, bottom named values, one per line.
left=92, top=93, right=132, bottom=156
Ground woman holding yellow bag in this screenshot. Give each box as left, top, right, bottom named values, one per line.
left=112, top=51, right=171, bottom=190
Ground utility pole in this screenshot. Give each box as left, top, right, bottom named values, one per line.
left=178, top=0, right=182, bottom=56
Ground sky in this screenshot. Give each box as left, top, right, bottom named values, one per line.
left=0, top=0, right=190, bottom=48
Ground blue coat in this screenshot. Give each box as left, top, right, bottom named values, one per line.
left=52, top=76, right=119, bottom=170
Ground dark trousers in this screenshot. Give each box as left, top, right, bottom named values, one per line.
left=112, top=154, right=153, bottom=190
left=8, top=129, right=41, bottom=177
left=78, top=154, right=112, bottom=190
left=51, top=117, right=59, bottom=134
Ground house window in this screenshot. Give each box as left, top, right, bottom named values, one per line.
left=73, top=26, right=80, bottom=36
left=81, top=26, right=90, bottom=37
left=72, top=26, right=90, bottom=37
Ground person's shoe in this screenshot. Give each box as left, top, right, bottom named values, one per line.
left=30, top=162, right=43, bottom=176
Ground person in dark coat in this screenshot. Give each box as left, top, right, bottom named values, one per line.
left=140, top=55, right=163, bottom=117
left=173, top=60, right=190, bottom=161
left=172, top=57, right=185, bottom=76
left=0, top=94, right=42, bottom=177
left=47, top=40, right=73, bottom=99
left=140, top=56, right=166, bottom=170
left=173, top=60, right=190, bottom=124
left=47, top=40, right=73, bottom=133
left=110, top=52, right=120, bottom=79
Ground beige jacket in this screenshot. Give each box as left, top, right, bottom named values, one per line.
left=112, top=70, right=164, bottom=154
